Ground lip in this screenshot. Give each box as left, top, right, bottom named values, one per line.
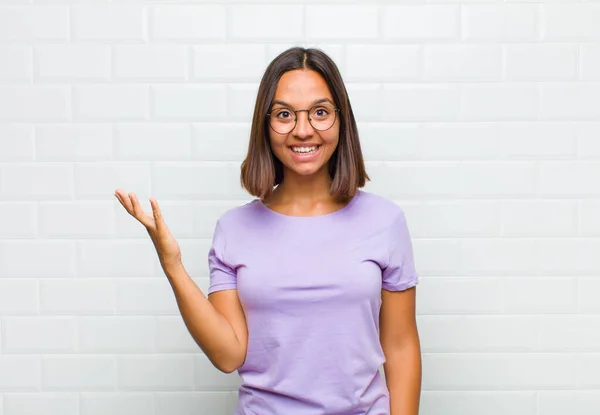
left=288, top=144, right=322, bottom=162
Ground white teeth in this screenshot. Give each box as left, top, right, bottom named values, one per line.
left=291, top=146, right=318, bottom=154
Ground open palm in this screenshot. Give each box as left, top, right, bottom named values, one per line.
left=114, top=188, right=182, bottom=271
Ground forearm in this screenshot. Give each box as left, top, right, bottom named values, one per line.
left=165, top=263, right=244, bottom=373
left=384, top=341, right=422, bottom=415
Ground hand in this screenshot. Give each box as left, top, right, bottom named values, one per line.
left=114, top=189, right=182, bottom=272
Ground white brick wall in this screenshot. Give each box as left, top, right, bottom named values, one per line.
left=0, top=2, right=599, bottom=414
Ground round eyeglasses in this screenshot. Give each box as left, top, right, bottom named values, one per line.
left=267, top=103, right=339, bottom=135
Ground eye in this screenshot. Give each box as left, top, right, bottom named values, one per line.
left=274, top=109, right=292, bottom=119
left=312, top=107, right=330, bottom=118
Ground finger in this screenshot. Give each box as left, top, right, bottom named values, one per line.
left=150, top=198, right=165, bottom=230
left=114, top=190, right=134, bottom=215
left=129, top=193, right=147, bottom=221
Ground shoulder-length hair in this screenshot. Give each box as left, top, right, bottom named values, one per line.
left=240, top=47, right=369, bottom=201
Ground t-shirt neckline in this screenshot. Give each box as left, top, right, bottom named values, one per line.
left=256, top=190, right=362, bottom=219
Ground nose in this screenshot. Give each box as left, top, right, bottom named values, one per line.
left=292, top=110, right=314, bottom=139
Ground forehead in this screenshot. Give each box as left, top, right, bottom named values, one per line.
left=273, top=69, right=333, bottom=107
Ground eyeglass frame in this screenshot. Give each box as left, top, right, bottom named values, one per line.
left=266, top=104, right=340, bottom=134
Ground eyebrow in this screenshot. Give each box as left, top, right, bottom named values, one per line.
left=271, top=97, right=334, bottom=108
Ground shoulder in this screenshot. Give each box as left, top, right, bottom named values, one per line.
left=214, top=198, right=263, bottom=231
left=355, top=190, right=406, bottom=224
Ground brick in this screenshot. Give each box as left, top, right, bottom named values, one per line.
left=307, top=6, right=378, bottom=40
left=228, top=83, right=259, bottom=121
left=191, top=123, right=250, bottom=161
left=0, top=279, right=38, bottom=315
left=3, top=317, right=77, bottom=353
left=463, top=4, right=539, bottom=41
left=43, top=356, right=116, bottom=391
left=114, top=45, right=188, bottom=81
left=0, top=46, right=32, bottom=82
left=539, top=161, right=600, bottom=196
left=366, top=162, right=461, bottom=198
left=461, top=162, right=535, bottom=197
left=79, top=317, right=155, bottom=353
left=579, top=200, right=600, bottom=236
left=152, top=85, right=226, bottom=121
left=420, top=391, right=536, bottom=415
left=346, top=45, right=419, bottom=81
left=116, top=278, right=178, bottom=315
left=577, top=122, right=600, bottom=158
left=0, top=202, right=36, bottom=238
left=155, top=317, right=198, bottom=353
left=0, top=124, right=33, bottom=161
left=119, top=355, right=194, bottom=391
left=229, top=5, right=302, bottom=40
left=538, top=391, right=600, bottom=415
left=538, top=316, right=600, bottom=352
left=382, top=84, right=460, bottom=121
left=1, top=163, right=73, bottom=200
left=40, top=279, right=116, bottom=315
left=78, top=240, right=159, bottom=278
left=0, top=356, right=40, bottom=391
left=501, top=201, right=577, bottom=237
left=35, top=124, right=113, bottom=161
left=412, top=240, right=461, bottom=277
left=417, top=201, right=501, bottom=238
left=156, top=392, right=236, bottom=415
left=0, top=86, right=69, bottom=121
left=74, top=162, right=151, bottom=200
left=541, top=83, right=600, bottom=119
left=3, top=393, right=78, bottom=415
left=35, top=45, right=110, bottom=82
left=417, top=278, right=503, bottom=315
left=580, top=278, right=600, bottom=313
left=423, top=44, right=502, bottom=81
left=73, top=85, right=149, bottom=121
left=80, top=393, right=155, bottom=415
left=461, top=239, right=537, bottom=275
left=345, top=84, right=383, bottom=122
left=150, top=6, right=225, bottom=41
left=358, top=123, right=420, bottom=161
left=423, top=354, right=575, bottom=389
left=39, top=202, right=115, bottom=238
left=498, top=123, right=577, bottom=159
left=580, top=44, right=600, bottom=81
left=115, top=123, right=191, bottom=161
left=0, top=6, right=68, bottom=41
left=576, top=355, right=600, bottom=388
left=506, top=43, right=577, bottom=81
left=72, top=5, right=145, bottom=41
left=418, top=316, right=537, bottom=352
left=460, top=84, right=538, bottom=120
left=383, top=5, right=459, bottom=41
left=539, top=239, right=600, bottom=275
left=193, top=45, right=267, bottom=81
left=505, top=277, right=577, bottom=314
left=151, top=162, right=247, bottom=200
left=0, top=241, right=76, bottom=278
left=194, top=355, right=242, bottom=390
left=543, top=4, right=600, bottom=41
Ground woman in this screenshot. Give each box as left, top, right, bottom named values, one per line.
left=115, top=47, right=421, bottom=415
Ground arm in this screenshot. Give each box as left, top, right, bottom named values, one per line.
left=165, top=263, right=248, bottom=373
left=380, top=286, right=422, bottom=415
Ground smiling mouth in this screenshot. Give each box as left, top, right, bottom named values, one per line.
left=290, top=145, right=321, bottom=154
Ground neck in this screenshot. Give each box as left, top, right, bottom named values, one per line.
left=275, top=167, right=333, bottom=202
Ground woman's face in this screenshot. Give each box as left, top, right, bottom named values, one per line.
left=268, top=69, right=340, bottom=180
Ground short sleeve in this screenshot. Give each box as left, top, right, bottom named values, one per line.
left=207, top=219, right=237, bottom=294
left=381, top=211, right=418, bottom=291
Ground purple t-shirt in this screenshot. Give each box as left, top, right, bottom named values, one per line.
left=208, top=190, right=418, bottom=415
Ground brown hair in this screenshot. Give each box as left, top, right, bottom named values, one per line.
left=240, top=46, right=369, bottom=200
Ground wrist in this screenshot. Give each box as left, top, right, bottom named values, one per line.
left=163, top=261, right=185, bottom=280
